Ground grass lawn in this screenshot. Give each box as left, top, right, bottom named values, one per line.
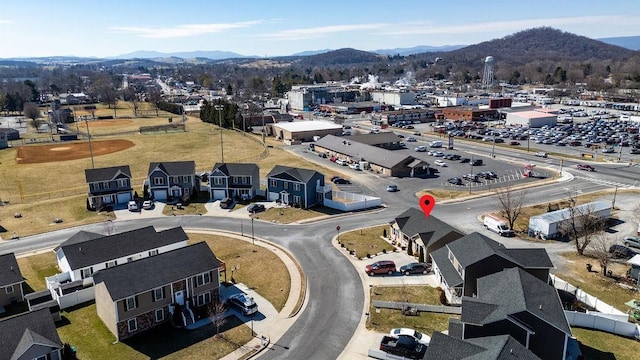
left=337, top=225, right=395, bottom=258
left=16, top=252, right=60, bottom=291
left=417, top=189, right=474, bottom=201
left=367, top=285, right=455, bottom=336
left=573, top=327, right=640, bottom=360
left=163, top=201, right=209, bottom=216
left=255, top=205, right=343, bottom=224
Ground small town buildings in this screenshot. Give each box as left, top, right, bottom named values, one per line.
left=377, top=108, right=436, bottom=125
left=506, top=110, right=558, bottom=128
left=209, top=163, right=260, bottom=201
left=318, top=101, right=378, bottom=114
left=442, top=107, right=498, bottom=122
left=147, top=161, right=197, bottom=202
left=0, top=127, right=20, bottom=140
left=266, top=165, right=328, bottom=208
left=92, top=242, right=222, bottom=341
left=0, top=308, right=63, bottom=360
left=528, top=201, right=611, bottom=240
left=370, top=89, right=416, bottom=107
left=84, top=165, right=134, bottom=210
left=286, top=84, right=358, bottom=111
left=269, top=121, right=342, bottom=144
left=0, top=252, right=24, bottom=308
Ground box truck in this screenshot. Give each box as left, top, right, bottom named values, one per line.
left=483, top=214, right=514, bottom=237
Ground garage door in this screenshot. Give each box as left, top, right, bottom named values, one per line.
left=153, top=190, right=167, bottom=201
left=211, top=189, right=226, bottom=200
left=116, top=192, right=132, bottom=204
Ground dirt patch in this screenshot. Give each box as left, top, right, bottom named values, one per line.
left=16, top=139, right=135, bottom=164
left=79, top=119, right=133, bottom=128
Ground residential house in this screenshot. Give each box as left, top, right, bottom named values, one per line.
left=0, top=308, right=63, bottom=360
left=425, top=332, right=540, bottom=360
left=92, top=242, right=222, bottom=341
left=389, top=207, right=464, bottom=260
left=0, top=130, right=7, bottom=149
left=430, top=232, right=553, bottom=305
left=209, top=163, right=260, bottom=201
left=147, top=161, right=196, bottom=202
left=456, top=267, right=572, bottom=360
left=84, top=165, right=134, bottom=210
left=0, top=252, right=24, bottom=308
left=266, top=165, right=329, bottom=208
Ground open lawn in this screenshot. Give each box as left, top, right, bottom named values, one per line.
left=573, top=327, right=640, bottom=360
left=416, top=189, right=474, bottom=201
left=255, top=205, right=342, bottom=224
left=367, top=285, right=455, bottom=335
left=338, top=225, right=395, bottom=258
left=16, top=252, right=59, bottom=291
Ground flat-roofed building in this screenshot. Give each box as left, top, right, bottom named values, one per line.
left=269, top=121, right=343, bottom=144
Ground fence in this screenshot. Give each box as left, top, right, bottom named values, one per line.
left=550, top=274, right=627, bottom=316
left=324, top=191, right=381, bottom=211
left=372, top=300, right=462, bottom=315
left=565, top=311, right=640, bottom=338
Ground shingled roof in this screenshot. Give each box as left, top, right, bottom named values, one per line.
left=84, top=165, right=131, bottom=183
left=266, top=165, right=323, bottom=183
left=148, top=161, right=196, bottom=176
left=211, top=163, right=259, bottom=176
left=425, top=332, right=541, bottom=360
left=0, top=252, right=23, bottom=287
left=0, top=308, right=62, bottom=360
left=393, top=207, right=463, bottom=247
left=92, top=242, right=221, bottom=300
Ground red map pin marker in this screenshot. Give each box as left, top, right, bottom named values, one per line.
left=419, top=194, right=436, bottom=219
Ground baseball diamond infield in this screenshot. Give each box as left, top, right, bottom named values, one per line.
left=16, top=139, right=135, bottom=164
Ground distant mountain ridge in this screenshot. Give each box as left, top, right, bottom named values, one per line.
left=113, top=50, right=250, bottom=60
left=374, top=44, right=466, bottom=55
left=598, top=35, right=640, bottom=51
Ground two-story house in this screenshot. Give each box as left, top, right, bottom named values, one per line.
left=453, top=267, right=572, bottom=360
left=389, top=207, right=464, bottom=260
left=0, top=308, right=63, bottom=360
left=147, top=161, right=196, bottom=202
left=92, top=242, right=222, bottom=341
left=0, top=252, right=25, bottom=308
left=84, top=165, right=134, bottom=210
left=209, top=163, right=260, bottom=201
left=266, top=165, right=328, bottom=209
left=430, top=232, right=553, bottom=305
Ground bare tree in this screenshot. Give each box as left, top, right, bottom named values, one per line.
left=560, top=193, right=608, bottom=256
left=494, top=186, right=527, bottom=232
left=23, top=102, right=40, bottom=128
left=207, top=302, right=227, bottom=338
left=147, top=88, right=162, bottom=117
left=587, top=233, right=614, bottom=276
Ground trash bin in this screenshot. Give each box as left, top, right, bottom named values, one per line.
left=586, top=264, right=592, bottom=272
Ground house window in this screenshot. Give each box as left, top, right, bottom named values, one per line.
left=117, top=179, right=128, bottom=188
left=127, top=254, right=141, bottom=263
left=126, top=296, right=138, bottom=311
left=153, top=177, right=165, bottom=186
left=232, top=176, right=240, bottom=183
left=197, top=292, right=212, bottom=306
left=80, top=267, right=93, bottom=279
left=34, top=356, right=47, bottom=360
left=293, top=183, right=301, bottom=191
left=293, top=195, right=301, bottom=205
left=5, top=284, right=14, bottom=294
left=100, top=181, right=110, bottom=190
left=105, top=261, right=117, bottom=268
left=155, top=308, right=164, bottom=322
left=196, top=272, right=211, bottom=287
left=149, top=249, right=159, bottom=256
left=448, top=249, right=454, bottom=263
left=153, top=287, right=164, bottom=302
left=128, top=318, right=137, bottom=332
left=457, top=264, right=463, bottom=277
left=269, top=179, right=277, bottom=187
left=242, top=176, right=248, bottom=184
left=283, top=182, right=289, bottom=189
left=213, top=177, right=223, bottom=185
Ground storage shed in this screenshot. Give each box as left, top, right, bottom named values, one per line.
left=528, top=201, right=611, bottom=240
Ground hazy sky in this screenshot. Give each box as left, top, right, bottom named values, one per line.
left=1, top=0, right=638, bottom=58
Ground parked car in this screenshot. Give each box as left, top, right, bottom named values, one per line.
left=471, top=159, right=483, bottom=166
left=399, top=263, right=430, bottom=276
left=433, top=151, right=445, bottom=157
left=459, top=158, right=470, bottom=163
left=227, top=293, right=258, bottom=316
left=623, top=236, right=640, bottom=249
left=415, top=146, right=427, bottom=152
left=127, top=201, right=138, bottom=212
left=386, top=185, right=399, bottom=192
left=534, top=152, right=548, bottom=158
left=349, top=163, right=360, bottom=170
left=390, top=328, right=431, bottom=345
left=247, top=203, right=266, bottom=213
left=577, top=164, right=595, bottom=171
left=329, top=156, right=337, bottom=162
left=447, top=177, right=463, bottom=185
left=318, top=152, right=328, bottom=158
left=463, top=173, right=479, bottom=182
left=434, top=159, right=447, bottom=167
left=365, top=260, right=396, bottom=276
left=330, top=175, right=342, bottom=182
left=219, top=197, right=234, bottom=209
left=631, top=148, right=640, bottom=154
left=336, top=159, right=347, bottom=166
left=142, top=200, right=154, bottom=210
left=406, top=136, right=417, bottom=142
left=509, top=141, right=521, bottom=146
left=609, top=245, right=638, bottom=260
left=380, top=335, right=427, bottom=359
left=333, top=178, right=352, bottom=184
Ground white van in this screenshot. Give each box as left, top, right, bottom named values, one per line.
left=483, top=215, right=514, bottom=237
left=429, top=141, right=443, bottom=148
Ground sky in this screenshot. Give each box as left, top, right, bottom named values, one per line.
left=1, top=0, right=639, bottom=58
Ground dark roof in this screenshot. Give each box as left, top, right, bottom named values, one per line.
left=348, top=132, right=403, bottom=146
left=0, top=308, right=62, bottom=360
left=502, top=249, right=553, bottom=269
left=84, top=165, right=132, bottom=183
left=394, top=208, right=463, bottom=247
left=53, top=230, right=103, bottom=252
left=211, top=163, right=259, bottom=176
left=430, top=246, right=463, bottom=287
left=424, top=332, right=540, bottom=360
left=59, top=226, right=189, bottom=270
left=0, top=128, right=19, bottom=134
left=148, top=161, right=196, bottom=176
left=463, top=267, right=571, bottom=335
left=0, top=253, right=23, bottom=287
left=93, top=242, right=220, bottom=300
left=266, top=165, right=323, bottom=183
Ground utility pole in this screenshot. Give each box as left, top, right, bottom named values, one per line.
left=85, top=117, right=94, bottom=169
left=214, top=104, right=224, bottom=162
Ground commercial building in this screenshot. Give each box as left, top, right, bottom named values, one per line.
left=370, top=90, right=416, bottom=107
left=442, top=107, right=498, bottom=122
left=286, top=84, right=359, bottom=111
left=506, top=110, right=558, bottom=128
left=269, top=121, right=342, bottom=144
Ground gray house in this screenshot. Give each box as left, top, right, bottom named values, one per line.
left=266, top=165, right=328, bottom=208
left=0, top=308, right=63, bottom=360
left=85, top=165, right=134, bottom=210
left=147, top=161, right=196, bottom=202
left=0, top=252, right=24, bottom=308
left=209, top=163, right=260, bottom=201
left=425, top=332, right=541, bottom=360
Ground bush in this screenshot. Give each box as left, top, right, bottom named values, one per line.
left=158, top=101, right=184, bottom=115
left=383, top=228, right=387, bottom=238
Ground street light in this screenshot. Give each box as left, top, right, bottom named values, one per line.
left=214, top=104, right=224, bottom=162
left=251, top=215, right=255, bottom=246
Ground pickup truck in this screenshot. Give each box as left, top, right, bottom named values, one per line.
left=379, top=335, right=427, bottom=359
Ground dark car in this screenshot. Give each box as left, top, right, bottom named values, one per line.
left=609, top=245, right=638, bottom=260
left=227, top=293, right=258, bottom=316
left=459, top=158, right=470, bottom=163
left=386, top=185, right=399, bottom=192
left=463, top=173, right=479, bottom=182
left=577, top=164, right=595, bottom=171
left=400, top=262, right=430, bottom=275
left=247, top=203, right=266, bottom=213
left=333, top=178, right=352, bottom=184
left=471, top=159, right=483, bottom=166
left=219, top=197, right=234, bottom=209
left=448, top=177, right=463, bottom=185
left=365, top=260, right=396, bottom=276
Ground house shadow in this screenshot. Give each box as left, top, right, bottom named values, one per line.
left=123, top=315, right=245, bottom=359
left=578, top=342, right=617, bottom=360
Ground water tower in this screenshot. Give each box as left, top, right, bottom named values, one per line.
left=482, top=56, right=494, bottom=88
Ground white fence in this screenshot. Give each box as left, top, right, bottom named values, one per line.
left=565, top=311, right=640, bottom=338
left=324, top=191, right=381, bottom=211
left=550, top=274, right=626, bottom=316
left=56, top=287, right=95, bottom=310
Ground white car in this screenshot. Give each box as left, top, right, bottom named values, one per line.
left=433, top=151, right=445, bottom=157
left=390, top=328, right=431, bottom=345
left=434, top=159, right=447, bottom=167
left=142, top=200, right=154, bottom=210
left=415, top=146, right=427, bottom=152
left=349, top=163, right=360, bottom=170
left=406, top=136, right=417, bottom=142
left=336, top=159, right=347, bottom=166
left=127, top=201, right=138, bottom=212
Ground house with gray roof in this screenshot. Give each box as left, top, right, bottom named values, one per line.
left=84, top=165, right=133, bottom=210
left=147, top=161, right=197, bottom=202
left=266, top=165, right=329, bottom=208
left=0, top=252, right=24, bottom=309
left=430, top=232, right=553, bottom=305
left=92, top=242, right=222, bottom=341
left=425, top=332, right=541, bottom=360
left=458, top=267, right=572, bottom=360
left=0, top=308, right=63, bottom=360
left=314, top=135, right=429, bottom=177
left=209, top=163, right=260, bottom=201
left=390, top=207, right=464, bottom=261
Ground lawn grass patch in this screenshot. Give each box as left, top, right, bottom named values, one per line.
left=367, top=285, right=456, bottom=335
left=573, top=327, right=640, bottom=360
left=163, top=202, right=208, bottom=216
left=16, top=252, right=59, bottom=291
left=255, top=205, right=343, bottom=224
left=338, top=225, right=395, bottom=258
left=416, top=189, right=471, bottom=201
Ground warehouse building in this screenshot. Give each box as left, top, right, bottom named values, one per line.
left=269, top=121, right=343, bottom=144
left=528, top=201, right=611, bottom=240
left=442, top=107, right=498, bottom=122
left=506, top=110, right=557, bottom=128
